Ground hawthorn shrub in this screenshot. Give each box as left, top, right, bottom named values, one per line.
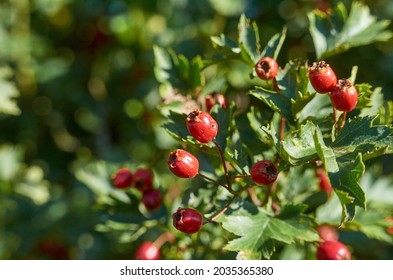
left=18, top=1, right=391, bottom=260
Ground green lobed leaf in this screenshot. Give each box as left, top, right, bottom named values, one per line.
left=235, top=112, right=270, bottom=156
left=222, top=201, right=319, bottom=259
left=153, top=45, right=203, bottom=92
left=238, top=14, right=260, bottom=65
left=308, top=1, right=393, bottom=59
left=332, top=116, right=393, bottom=160
left=261, top=26, right=287, bottom=60
left=210, top=34, right=241, bottom=58
left=161, top=110, right=190, bottom=143
left=314, top=127, right=339, bottom=173
left=281, top=121, right=318, bottom=165
left=352, top=208, right=393, bottom=243
left=328, top=153, right=366, bottom=224
left=199, top=76, right=228, bottom=98
left=249, top=61, right=316, bottom=125
left=249, top=87, right=295, bottom=125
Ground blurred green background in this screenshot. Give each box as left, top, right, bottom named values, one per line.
left=1, top=0, right=392, bottom=259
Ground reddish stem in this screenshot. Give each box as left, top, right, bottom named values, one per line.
left=152, top=232, right=175, bottom=249
left=213, top=139, right=232, bottom=190
left=198, top=172, right=233, bottom=193
left=279, top=117, right=286, bottom=141
left=247, top=188, right=262, bottom=206
left=340, top=111, right=347, bottom=130
left=203, top=194, right=237, bottom=224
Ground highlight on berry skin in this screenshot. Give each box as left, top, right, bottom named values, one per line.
left=167, top=149, right=199, bottom=178
left=254, top=56, right=279, bottom=80
left=316, top=240, right=351, bottom=260
left=186, top=109, right=218, bottom=143
left=309, top=61, right=337, bottom=93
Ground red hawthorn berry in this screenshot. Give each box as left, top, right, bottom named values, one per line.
left=255, top=56, right=279, bottom=80
left=186, top=109, right=218, bottom=143
left=250, top=160, right=279, bottom=186
left=316, top=168, right=333, bottom=196
left=329, top=79, right=358, bottom=112
left=317, top=225, right=339, bottom=241
left=205, top=92, right=228, bottom=112
left=141, top=189, right=162, bottom=211
left=135, top=241, right=160, bottom=260
left=167, top=149, right=199, bottom=178
left=309, top=61, right=337, bottom=93
left=172, top=207, right=203, bottom=234
left=112, top=168, right=133, bottom=189
left=317, top=240, right=351, bottom=260
left=133, top=168, right=154, bottom=192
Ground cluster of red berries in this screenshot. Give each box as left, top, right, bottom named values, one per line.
left=166, top=109, right=279, bottom=235
left=309, top=61, right=358, bottom=112
left=111, top=167, right=162, bottom=211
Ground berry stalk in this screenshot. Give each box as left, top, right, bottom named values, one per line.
left=213, top=139, right=232, bottom=190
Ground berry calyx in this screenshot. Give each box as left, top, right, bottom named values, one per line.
left=112, top=168, right=133, bottom=189
left=205, top=92, right=228, bottom=112
left=186, top=109, right=218, bottom=143
left=172, top=207, right=203, bottom=234
left=317, top=225, right=339, bottom=241
left=167, top=149, right=199, bottom=178
left=250, top=160, right=279, bottom=186
left=133, top=168, right=154, bottom=192
left=316, top=240, right=351, bottom=260
left=255, top=56, right=279, bottom=80
left=135, top=241, right=160, bottom=260
left=309, top=61, right=337, bottom=93
left=316, top=168, right=333, bottom=196
left=329, top=79, right=358, bottom=112
left=141, top=189, right=162, bottom=211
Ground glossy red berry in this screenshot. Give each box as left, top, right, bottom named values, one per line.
left=317, top=225, right=339, bottom=241
left=329, top=79, right=358, bottom=112
left=135, top=241, right=160, bottom=260
left=112, top=168, right=133, bottom=189
left=167, top=149, right=199, bottom=178
left=186, top=109, right=218, bottom=143
left=250, top=160, right=279, bottom=186
left=172, top=207, right=203, bottom=234
left=141, top=189, right=162, bottom=211
left=316, top=168, right=333, bottom=196
left=255, top=56, right=279, bottom=80
left=133, top=168, right=154, bottom=192
left=317, top=240, right=351, bottom=260
left=309, top=61, right=337, bottom=93
left=205, top=92, right=228, bottom=112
